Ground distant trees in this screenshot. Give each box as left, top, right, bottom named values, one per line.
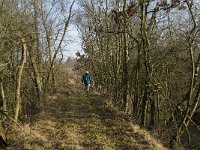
left=77, top=0, right=200, bottom=148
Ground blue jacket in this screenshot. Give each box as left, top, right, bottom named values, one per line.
left=82, top=73, right=92, bottom=85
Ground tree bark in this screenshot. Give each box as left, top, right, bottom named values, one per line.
left=175, top=0, right=199, bottom=144
left=122, top=0, right=129, bottom=112
left=0, top=80, right=6, bottom=112
left=14, top=38, right=27, bottom=122
left=29, top=40, right=42, bottom=106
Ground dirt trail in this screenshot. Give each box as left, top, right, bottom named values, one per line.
left=10, top=86, right=168, bottom=150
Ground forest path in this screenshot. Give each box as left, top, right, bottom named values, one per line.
left=10, top=85, right=167, bottom=150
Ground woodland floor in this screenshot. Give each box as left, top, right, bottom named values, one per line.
left=8, top=85, right=167, bottom=150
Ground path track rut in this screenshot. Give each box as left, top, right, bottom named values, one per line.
left=10, top=86, right=167, bottom=150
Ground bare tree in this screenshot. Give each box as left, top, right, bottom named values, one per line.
left=77, top=0, right=200, bottom=148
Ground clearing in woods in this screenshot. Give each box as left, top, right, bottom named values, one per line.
left=10, top=85, right=167, bottom=150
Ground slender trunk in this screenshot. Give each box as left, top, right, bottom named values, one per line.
left=150, top=92, right=156, bottom=128
left=140, top=0, right=157, bottom=128
left=14, top=38, right=27, bottom=122
left=33, top=0, right=41, bottom=66
left=45, top=0, right=75, bottom=89
left=122, top=0, right=129, bottom=111
left=141, top=87, right=148, bottom=126
left=140, top=0, right=150, bottom=127
left=0, top=80, right=6, bottom=112
left=133, top=67, right=139, bottom=114
left=133, top=40, right=141, bottom=116
left=29, top=41, right=42, bottom=105
left=175, top=1, right=198, bottom=144
left=41, top=0, right=52, bottom=63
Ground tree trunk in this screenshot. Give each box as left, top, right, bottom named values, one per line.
left=44, top=0, right=75, bottom=90
left=139, top=0, right=158, bottom=128
left=33, top=0, right=42, bottom=66
left=0, top=80, right=6, bottom=112
left=175, top=1, right=199, bottom=144
left=14, top=38, right=27, bottom=122
left=29, top=41, right=42, bottom=106
left=122, top=0, right=129, bottom=112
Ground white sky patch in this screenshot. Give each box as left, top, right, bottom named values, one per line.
left=63, top=25, right=82, bottom=58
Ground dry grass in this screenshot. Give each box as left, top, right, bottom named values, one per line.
left=131, top=125, right=168, bottom=150
left=8, top=85, right=168, bottom=150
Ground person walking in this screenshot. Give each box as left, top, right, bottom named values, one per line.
left=82, top=71, right=92, bottom=93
